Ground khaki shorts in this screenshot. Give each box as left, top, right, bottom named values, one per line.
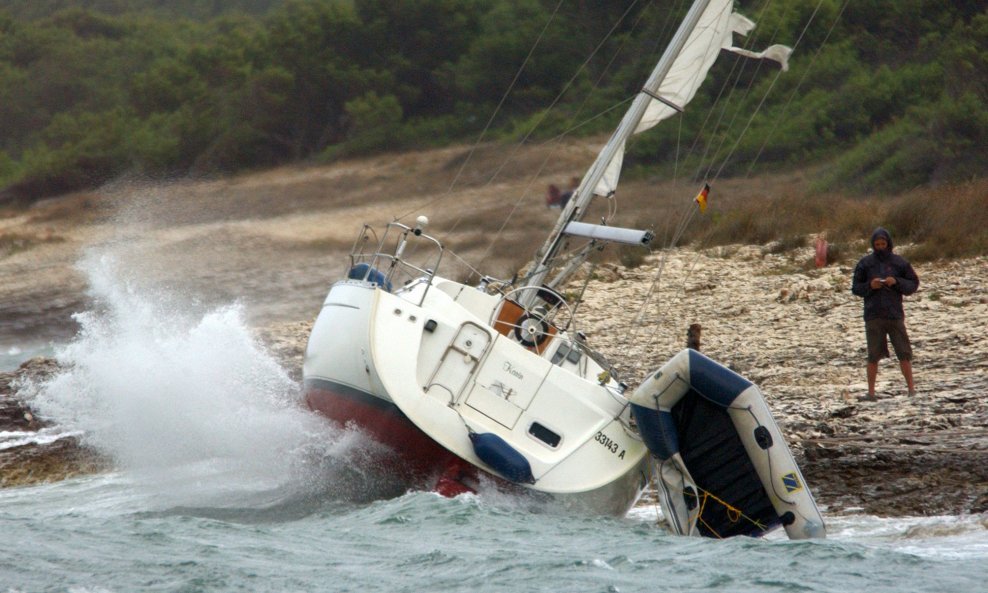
left=865, top=318, right=912, bottom=363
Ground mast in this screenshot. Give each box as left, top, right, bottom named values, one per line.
left=524, top=0, right=715, bottom=293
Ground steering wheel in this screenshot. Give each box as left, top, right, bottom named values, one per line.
left=490, top=286, right=574, bottom=353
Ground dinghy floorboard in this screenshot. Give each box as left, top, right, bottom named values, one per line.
left=674, top=393, right=781, bottom=537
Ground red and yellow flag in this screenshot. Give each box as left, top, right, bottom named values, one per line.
left=694, top=183, right=711, bottom=213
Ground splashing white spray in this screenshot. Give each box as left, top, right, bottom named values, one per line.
left=30, top=250, right=382, bottom=509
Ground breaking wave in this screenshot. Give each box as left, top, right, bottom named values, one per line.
left=25, top=250, right=393, bottom=511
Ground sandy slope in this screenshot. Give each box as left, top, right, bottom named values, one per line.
left=2, top=142, right=595, bottom=343
left=0, top=139, right=810, bottom=343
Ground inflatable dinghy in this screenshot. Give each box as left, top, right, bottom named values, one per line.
left=630, top=349, right=825, bottom=539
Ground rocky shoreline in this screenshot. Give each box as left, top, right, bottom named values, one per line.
left=1, top=358, right=110, bottom=487
left=3, top=244, right=986, bottom=518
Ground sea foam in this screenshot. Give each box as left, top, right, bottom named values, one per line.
left=27, top=249, right=376, bottom=508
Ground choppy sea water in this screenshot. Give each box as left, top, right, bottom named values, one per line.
left=2, top=476, right=987, bottom=593
left=4, top=252, right=987, bottom=593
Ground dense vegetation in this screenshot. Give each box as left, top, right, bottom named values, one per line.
left=1, top=0, right=985, bottom=204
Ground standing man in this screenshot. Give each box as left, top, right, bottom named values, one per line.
left=852, top=227, right=920, bottom=400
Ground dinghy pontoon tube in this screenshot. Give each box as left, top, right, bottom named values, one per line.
left=630, top=349, right=826, bottom=539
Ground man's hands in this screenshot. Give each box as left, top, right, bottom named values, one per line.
left=870, top=277, right=897, bottom=289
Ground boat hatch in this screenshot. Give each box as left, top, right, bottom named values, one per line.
left=550, top=341, right=582, bottom=366
left=424, top=322, right=491, bottom=404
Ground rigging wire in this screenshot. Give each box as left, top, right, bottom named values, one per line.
left=626, top=0, right=770, bottom=341
left=463, top=0, right=650, bottom=223
left=623, top=0, right=741, bottom=340
left=443, top=248, right=487, bottom=283
left=689, top=57, right=756, bottom=182
left=424, top=102, right=630, bottom=228
left=643, top=3, right=837, bottom=359
left=390, top=1, right=682, bottom=284
left=626, top=0, right=840, bottom=357
left=673, top=97, right=685, bottom=184
left=746, top=0, right=851, bottom=177
left=708, top=3, right=803, bottom=180
left=676, top=0, right=759, bottom=179
left=394, top=0, right=566, bottom=223
left=710, top=63, right=785, bottom=181
left=388, top=0, right=844, bottom=392
left=694, top=0, right=781, bottom=183
left=391, top=1, right=657, bottom=283
left=469, top=0, right=655, bottom=272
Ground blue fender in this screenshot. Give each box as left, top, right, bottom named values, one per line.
left=469, top=432, right=535, bottom=484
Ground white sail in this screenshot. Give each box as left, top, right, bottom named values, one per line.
left=593, top=1, right=790, bottom=197
left=528, top=0, right=791, bottom=294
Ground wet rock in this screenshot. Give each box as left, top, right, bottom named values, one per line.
left=0, top=388, right=43, bottom=432
left=1, top=358, right=59, bottom=431
left=1, top=437, right=109, bottom=488
left=1, top=357, right=112, bottom=487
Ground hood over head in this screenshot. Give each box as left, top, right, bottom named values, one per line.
left=871, top=227, right=893, bottom=252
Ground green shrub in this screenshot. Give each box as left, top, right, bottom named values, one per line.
left=6, top=109, right=134, bottom=199
left=344, top=91, right=403, bottom=150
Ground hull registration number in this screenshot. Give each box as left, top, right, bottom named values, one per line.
left=594, top=431, right=626, bottom=459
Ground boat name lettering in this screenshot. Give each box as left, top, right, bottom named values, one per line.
left=594, top=431, right=626, bottom=459
left=503, top=362, right=524, bottom=380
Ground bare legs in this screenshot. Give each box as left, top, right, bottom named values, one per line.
left=867, top=362, right=878, bottom=396
left=900, top=360, right=916, bottom=395
left=866, top=360, right=916, bottom=397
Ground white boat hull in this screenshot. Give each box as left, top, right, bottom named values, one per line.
left=303, top=278, right=651, bottom=516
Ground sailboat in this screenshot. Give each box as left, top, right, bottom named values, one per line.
left=303, top=0, right=825, bottom=539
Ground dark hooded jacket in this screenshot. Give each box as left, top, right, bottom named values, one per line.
left=852, top=228, right=920, bottom=320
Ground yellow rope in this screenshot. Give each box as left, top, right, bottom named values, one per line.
left=694, top=491, right=723, bottom=538
left=691, top=488, right=767, bottom=537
